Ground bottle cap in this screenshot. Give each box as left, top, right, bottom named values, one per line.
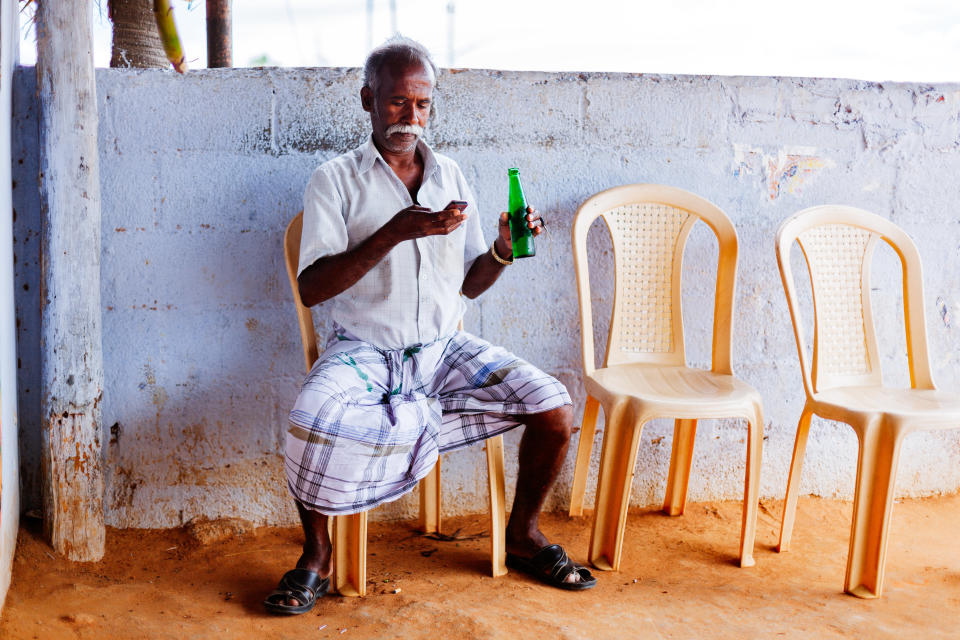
left=508, top=167, right=519, bottom=175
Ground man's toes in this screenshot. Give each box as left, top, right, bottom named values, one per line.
left=285, top=597, right=301, bottom=607
left=564, top=567, right=590, bottom=584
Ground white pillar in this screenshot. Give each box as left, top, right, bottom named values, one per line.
left=36, top=0, right=105, bottom=562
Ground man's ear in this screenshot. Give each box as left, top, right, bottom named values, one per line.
left=360, top=86, right=374, bottom=112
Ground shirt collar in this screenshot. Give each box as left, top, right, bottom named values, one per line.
left=357, top=135, right=443, bottom=188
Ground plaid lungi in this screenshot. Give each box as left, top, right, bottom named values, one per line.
left=286, top=325, right=571, bottom=515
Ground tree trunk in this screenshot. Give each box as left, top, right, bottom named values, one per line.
left=36, top=0, right=105, bottom=562
left=109, top=0, right=166, bottom=68
left=206, top=0, right=232, bottom=68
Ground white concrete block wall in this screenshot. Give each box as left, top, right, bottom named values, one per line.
left=12, top=67, right=960, bottom=529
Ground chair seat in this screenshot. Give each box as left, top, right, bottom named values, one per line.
left=813, top=386, right=960, bottom=427
left=585, top=364, right=761, bottom=420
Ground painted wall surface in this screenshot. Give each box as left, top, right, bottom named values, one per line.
left=13, top=67, right=960, bottom=529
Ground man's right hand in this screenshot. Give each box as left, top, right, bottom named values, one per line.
left=384, top=204, right=468, bottom=242
left=298, top=204, right=467, bottom=308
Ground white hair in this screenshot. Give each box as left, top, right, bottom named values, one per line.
left=362, top=35, right=439, bottom=96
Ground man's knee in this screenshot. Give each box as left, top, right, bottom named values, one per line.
left=523, top=404, right=574, bottom=440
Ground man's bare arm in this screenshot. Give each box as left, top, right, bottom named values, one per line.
left=461, top=233, right=510, bottom=299
left=298, top=204, right=467, bottom=307
left=462, top=207, right=542, bottom=299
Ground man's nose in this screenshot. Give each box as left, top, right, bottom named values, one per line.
left=401, top=102, right=420, bottom=124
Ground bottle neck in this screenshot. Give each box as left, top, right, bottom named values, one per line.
left=508, top=174, right=526, bottom=213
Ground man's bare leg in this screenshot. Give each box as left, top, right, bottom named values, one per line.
left=505, top=404, right=587, bottom=584
left=283, top=501, right=333, bottom=607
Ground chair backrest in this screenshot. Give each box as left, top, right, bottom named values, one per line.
left=775, top=205, right=934, bottom=397
left=572, top=184, right=738, bottom=377
left=283, top=211, right=319, bottom=373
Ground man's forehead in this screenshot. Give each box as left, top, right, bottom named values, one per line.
left=378, top=59, right=435, bottom=91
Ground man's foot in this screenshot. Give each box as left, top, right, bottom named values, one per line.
left=505, top=544, right=597, bottom=591
left=263, top=568, right=330, bottom=615
left=505, top=528, right=596, bottom=589
left=265, top=543, right=333, bottom=611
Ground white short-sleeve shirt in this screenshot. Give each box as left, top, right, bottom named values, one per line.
left=299, top=136, right=489, bottom=350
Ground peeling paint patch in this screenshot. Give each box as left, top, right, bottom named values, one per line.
left=732, top=145, right=834, bottom=199
left=731, top=144, right=762, bottom=177
left=766, top=148, right=832, bottom=199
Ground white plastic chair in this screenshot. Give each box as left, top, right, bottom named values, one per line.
left=776, top=205, right=960, bottom=599
left=569, top=185, right=764, bottom=571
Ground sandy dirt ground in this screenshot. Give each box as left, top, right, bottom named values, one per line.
left=3, top=494, right=960, bottom=639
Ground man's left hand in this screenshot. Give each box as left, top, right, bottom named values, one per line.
left=496, top=206, right=545, bottom=257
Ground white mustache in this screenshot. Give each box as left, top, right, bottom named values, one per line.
left=385, top=123, right=424, bottom=137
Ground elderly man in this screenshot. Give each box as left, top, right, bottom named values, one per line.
left=264, top=36, right=595, bottom=615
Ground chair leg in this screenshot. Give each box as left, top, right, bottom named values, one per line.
left=332, top=511, right=367, bottom=597
left=419, top=457, right=442, bottom=535
left=845, top=417, right=904, bottom=599
left=485, top=435, right=507, bottom=577
left=569, top=395, right=601, bottom=517
left=738, top=409, right=764, bottom=568
left=588, top=402, right=644, bottom=572
left=776, top=406, right=813, bottom=553
left=662, top=418, right=698, bottom=516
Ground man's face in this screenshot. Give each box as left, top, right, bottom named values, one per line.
left=362, top=60, right=434, bottom=155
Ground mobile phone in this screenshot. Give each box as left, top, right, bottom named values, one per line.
left=444, top=200, right=468, bottom=212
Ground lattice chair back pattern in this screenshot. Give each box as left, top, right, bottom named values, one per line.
left=604, top=202, right=693, bottom=363
left=796, top=223, right=882, bottom=392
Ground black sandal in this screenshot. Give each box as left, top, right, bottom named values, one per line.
left=506, top=544, right=597, bottom=591
left=263, top=568, right=330, bottom=615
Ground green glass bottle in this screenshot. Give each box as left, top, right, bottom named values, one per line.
left=507, top=167, right=536, bottom=259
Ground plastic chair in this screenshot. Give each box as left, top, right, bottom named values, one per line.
left=775, top=205, right=960, bottom=599
left=569, top=184, right=764, bottom=571
left=283, top=211, right=508, bottom=596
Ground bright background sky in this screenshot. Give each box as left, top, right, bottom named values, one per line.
left=17, top=0, right=960, bottom=82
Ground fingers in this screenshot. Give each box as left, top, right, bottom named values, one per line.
left=427, top=209, right=467, bottom=235
left=393, top=206, right=465, bottom=239
left=435, top=209, right=468, bottom=224
left=500, top=209, right=545, bottom=237
left=525, top=208, right=545, bottom=235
